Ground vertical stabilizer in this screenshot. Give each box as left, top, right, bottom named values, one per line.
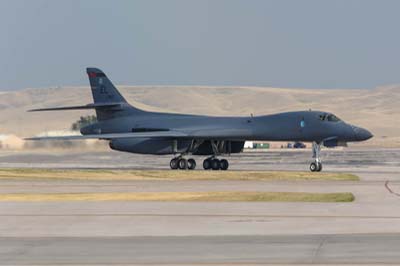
left=86, top=67, right=143, bottom=120
left=86, top=67, right=127, bottom=104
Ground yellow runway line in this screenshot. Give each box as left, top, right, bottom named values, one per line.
left=0, top=191, right=355, bottom=202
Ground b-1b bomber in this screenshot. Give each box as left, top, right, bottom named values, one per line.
left=27, top=68, right=373, bottom=171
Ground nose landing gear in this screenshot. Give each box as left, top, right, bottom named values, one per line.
left=310, top=161, right=322, bottom=172
left=310, top=142, right=322, bottom=172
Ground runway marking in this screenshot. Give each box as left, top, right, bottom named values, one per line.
left=384, top=180, right=400, bottom=197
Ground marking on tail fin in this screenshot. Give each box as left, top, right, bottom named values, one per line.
left=88, top=72, right=106, bottom=78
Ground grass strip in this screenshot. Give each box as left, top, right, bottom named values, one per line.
left=0, top=168, right=359, bottom=181
left=0, top=191, right=355, bottom=202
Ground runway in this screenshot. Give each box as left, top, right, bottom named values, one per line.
left=2, top=234, right=400, bottom=265
left=1, top=148, right=400, bottom=265
left=1, top=147, right=400, bottom=174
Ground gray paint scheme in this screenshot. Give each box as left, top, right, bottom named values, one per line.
left=27, top=67, right=373, bottom=158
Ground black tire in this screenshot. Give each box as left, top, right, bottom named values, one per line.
left=316, top=162, right=322, bottom=172
left=188, top=158, right=196, bottom=170
left=170, top=158, right=178, bottom=169
left=220, top=159, right=229, bottom=170
left=310, top=162, right=317, bottom=172
left=203, top=159, right=211, bottom=170
left=178, top=158, right=188, bottom=170
left=211, top=159, right=220, bottom=170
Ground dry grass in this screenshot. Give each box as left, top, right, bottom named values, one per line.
left=0, top=168, right=359, bottom=181
left=0, top=191, right=355, bottom=202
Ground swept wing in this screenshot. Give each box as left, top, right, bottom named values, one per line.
left=25, top=128, right=252, bottom=141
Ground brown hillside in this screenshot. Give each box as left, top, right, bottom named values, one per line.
left=0, top=85, right=398, bottom=147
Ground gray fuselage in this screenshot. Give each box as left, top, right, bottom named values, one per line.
left=80, top=109, right=371, bottom=155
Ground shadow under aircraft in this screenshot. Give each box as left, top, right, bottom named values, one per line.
left=27, top=68, right=373, bottom=172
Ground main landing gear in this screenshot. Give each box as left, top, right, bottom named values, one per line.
left=170, top=157, right=196, bottom=170
left=203, top=157, right=229, bottom=171
left=310, top=141, right=322, bottom=172
left=202, top=140, right=229, bottom=170
left=170, top=140, right=230, bottom=170
left=170, top=157, right=229, bottom=171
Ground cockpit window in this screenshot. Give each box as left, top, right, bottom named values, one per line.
left=318, top=113, right=341, bottom=122
left=327, top=114, right=340, bottom=122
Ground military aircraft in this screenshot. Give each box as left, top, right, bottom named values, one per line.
left=27, top=67, right=373, bottom=172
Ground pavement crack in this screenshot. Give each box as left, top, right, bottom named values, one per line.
left=311, top=235, right=328, bottom=264
left=385, top=180, right=400, bottom=197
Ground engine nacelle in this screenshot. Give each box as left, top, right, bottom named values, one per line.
left=109, top=138, right=245, bottom=155
left=109, top=138, right=191, bottom=155
left=193, top=141, right=244, bottom=155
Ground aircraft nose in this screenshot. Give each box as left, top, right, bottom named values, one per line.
left=353, top=127, right=373, bottom=141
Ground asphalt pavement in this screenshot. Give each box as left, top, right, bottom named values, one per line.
left=1, top=147, right=400, bottom=265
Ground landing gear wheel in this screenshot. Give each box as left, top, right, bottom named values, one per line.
left=211, top=159, right=220, bottom=170
left=310, top=162, right=318, bottom=172
left=203, top=159, right=212, bottom=170
left=178, top=158, right=188, bottom=170
left=170, top=158, right=178, bottom=170
left=316, top=162, right=322, bottom=172
left=188, top=159, right=196, bottom=170
left=220, top=159, right=229, bottom=170
left=310, top=142, right=323, bottom=172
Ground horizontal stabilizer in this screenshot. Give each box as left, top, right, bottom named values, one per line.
left=28, top=103, right=123, bottom=112
left=25, top=131, right=188, bottom=141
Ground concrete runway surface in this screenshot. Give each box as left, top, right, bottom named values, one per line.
left=2, top=234, right=400, bottom=265
left=1, top=147, right=400, bottom=265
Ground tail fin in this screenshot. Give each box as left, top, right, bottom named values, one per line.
left=86, top=67, right=127, bottom=104
left=28, top=68, right=144, bottom=122
left=86, top=67, right=143, bottom=120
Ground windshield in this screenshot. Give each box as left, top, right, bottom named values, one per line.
left=319, top=113, right=341, bottom=122
left=327, top=114, right=340, bottom=122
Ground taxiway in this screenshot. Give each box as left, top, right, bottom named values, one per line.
left=0, top=148, right=399, bottom=265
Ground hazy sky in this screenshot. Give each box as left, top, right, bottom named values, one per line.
left=1, top=0, right=400, bottom=90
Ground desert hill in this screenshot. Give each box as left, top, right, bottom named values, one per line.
left=0, top=85, right=399, bottom=147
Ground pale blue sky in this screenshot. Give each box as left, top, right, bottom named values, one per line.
left=1, top=0, right=400, bottom=90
